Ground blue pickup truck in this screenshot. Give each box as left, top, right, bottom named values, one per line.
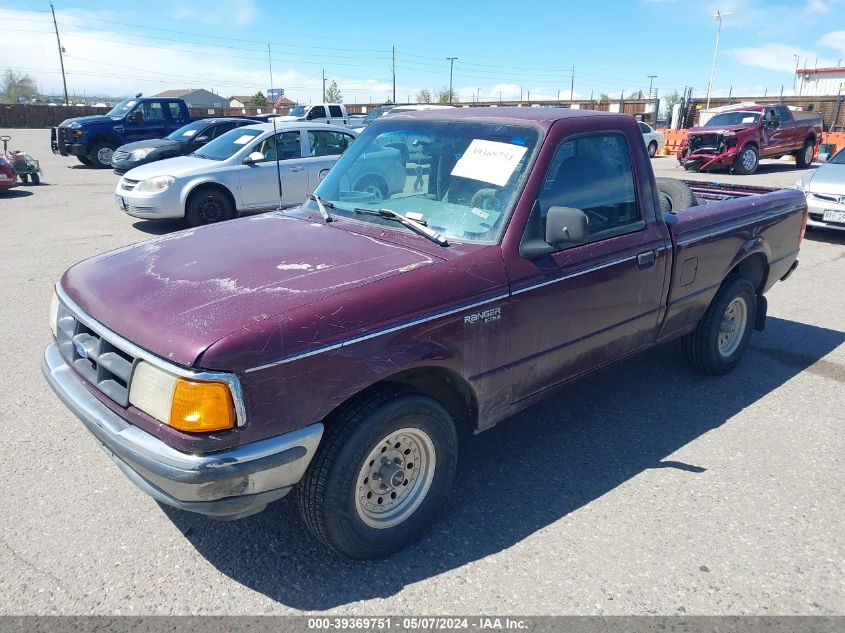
left=51, top=96, right=192, bottom=168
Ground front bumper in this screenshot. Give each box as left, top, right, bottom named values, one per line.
left=114, top=183, right=184, bottom=219
left=806, top=195, right=845, bottom=232
left=42, top=343, right=323, bottom=519
left=50, top=127, right=86, bottom=157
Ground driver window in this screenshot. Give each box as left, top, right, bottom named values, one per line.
left=253, top=131, right=301, bottom=162
left=309, top=106, right=326, bottom=119
left=538, top=132, right=640, bottom=241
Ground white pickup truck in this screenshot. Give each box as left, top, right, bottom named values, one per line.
left=274, top=103, right=350, bottom=126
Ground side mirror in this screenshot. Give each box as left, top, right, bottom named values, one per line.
left=545, top=206, right=589, bottom=246
left=195, top=135, right=211, bottom=144
left=244, top=151, right=264, bottom=165
left=306, top=110, right=317, bottom=120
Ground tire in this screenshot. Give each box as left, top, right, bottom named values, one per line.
left=29, top=173, right=40, bottom=185
left=648, top=141, right=658, bottom=158
left=682, top=276, right=757, bottom=376
left=19, top=173, right=29, bottom=184
left=354, top=175, right=389, bottom=202
left=88, top=141, right=116, bottom=169
left=76, top=156, right=92, bottom=166
left=185, top=188, right=235, bottom=226
left=732, top=145, right=758, bottom=175
left=655, top=177, right=696, bottom=212
left=795, top=139, right=815, bottom=168
left=297, top=386, right=458, bottom=560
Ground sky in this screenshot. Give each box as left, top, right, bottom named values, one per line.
left=2, top=0, right=844, bottom=104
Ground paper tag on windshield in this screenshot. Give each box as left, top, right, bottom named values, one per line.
left=451, top=140, right=527, bottom=187
left=741, top=116, right=756, bottom=123
left=183, top=129, right=198, bottom=137
left=233, top=135, right=253, bottom=145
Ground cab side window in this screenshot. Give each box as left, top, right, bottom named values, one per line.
left=538, top=133, right=641, bottom=243
left=168, top=102, right=185, bottom=122
left=142, top=102, right=164, bottom=121
left=328, top=105, right=343, bottom=118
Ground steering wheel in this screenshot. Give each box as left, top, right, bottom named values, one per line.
left=470, top=188, right=498, bottom=210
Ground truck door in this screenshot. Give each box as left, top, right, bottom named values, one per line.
left=238, top=130, right=309, bottom=209
left=123, top=101, right=169, bottom=142
left=761, top=107, right=789, bottom=155
left=503, top=127, right=669, bottom=403
left=307, top=105, right=328, bottom=124
left=774, top=105, right=799, bottom=150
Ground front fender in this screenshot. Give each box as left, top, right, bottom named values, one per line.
left=179, top=177, right=238, bottom=212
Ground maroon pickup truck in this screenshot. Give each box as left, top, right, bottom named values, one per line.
left=678, top=104, right=823, bottom=174
left=43, top=108, right=807, bottom=559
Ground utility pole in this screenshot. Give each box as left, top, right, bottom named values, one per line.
left=706, top=9, right=732, bottom=109
left=570, top=65, right=575, bottom=100
left=322, top=69, right=326, bottom=102
left=446, top=57, right=458, bottom=104
left=50, top=3, right=69, bottom=106
left=392, top=46, right=396, bottom=104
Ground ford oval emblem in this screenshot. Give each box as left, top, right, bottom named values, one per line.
left=75, top=342, right=88, bottom=358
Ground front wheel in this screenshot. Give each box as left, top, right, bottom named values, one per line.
left=76, top=156, right=92, bottom=166
left=648, top=141, right=658, bottom=158
left=682, top=276, right=757, bottom=375
left=185, top=188, right=235, bottom=226
left=733, top=145, right=758, bottom=175
left=297, top=387, right=458, bottom=559
left=88, top=142, right=116, bottom=169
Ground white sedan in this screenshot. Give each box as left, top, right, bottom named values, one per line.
left=638, top=121, right=665, bottom=158
left=115, top=122, right=368, bottom=226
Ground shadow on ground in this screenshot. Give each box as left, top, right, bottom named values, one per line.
left=132, top=219, right=188, bottom=235
left=805, top=227, right=845, bottom=246
left=0, top=189, right=33, bottom=199
left=163, top=316, right=844, bottom=609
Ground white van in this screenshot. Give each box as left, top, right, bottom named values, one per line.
left=274, top=103, right=349, bottom=126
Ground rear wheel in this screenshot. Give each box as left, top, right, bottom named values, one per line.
left=19, top=173, right=29, bottom=184
left=185, top=188, right=235, bottom=226
left=30, top=173, right=40, bottom=185
left=297, top=386, right=458, bottom=559
left=683, top=276, right=757, bottom=375
left=733, top=145, right=758, bottom=175
left=795, top=139, right=815, bottom=168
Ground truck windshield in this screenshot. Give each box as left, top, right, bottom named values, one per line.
left=705, top=111, right=761, bottom=127
left=288, top=105, right=308, bottom=117
left=107, top=99, right=138, bottom=119
left=191, top=127, right=263, bottom=160
left=166, top=120, right=208, bottom=141
left=308, top=120, right=540, bottom=244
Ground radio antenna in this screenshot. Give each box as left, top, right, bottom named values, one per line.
left=268, top=43, right=284, bottom=212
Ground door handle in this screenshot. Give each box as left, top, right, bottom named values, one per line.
left=289, top=166, right=304, bottom=172
left=637, top=250, right=656, bottom=268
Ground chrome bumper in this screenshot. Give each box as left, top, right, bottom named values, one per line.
left=42, top=343, right=323, bottom=519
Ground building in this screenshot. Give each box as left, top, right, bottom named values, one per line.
left=794, top=67, right=845, bottom=97
left=229, top=94, right=296, bottom=109
left=228, top=95, right=254, bottom=108
left=151, top=89, right=226, bottom=108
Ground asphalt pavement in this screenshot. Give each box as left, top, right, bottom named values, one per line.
left=0, top=129, right=842, bottom=615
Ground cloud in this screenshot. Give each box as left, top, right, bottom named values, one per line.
left=728, top=43, right=837, bottom=72
left=172, top=0, right=258, bottom=28
left=819, top=30, right=845, bottom=56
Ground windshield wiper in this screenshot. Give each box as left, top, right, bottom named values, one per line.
left=354, top=207, right=449, bottom=247
left=308, top=193, right=334, bottom=222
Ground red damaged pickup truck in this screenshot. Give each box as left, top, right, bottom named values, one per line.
left=678, top=104, right=823, bottom=174
left=43, top=108, right=807, bottom=559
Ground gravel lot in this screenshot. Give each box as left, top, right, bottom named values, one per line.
left=1, top=128, right=842, bottom=616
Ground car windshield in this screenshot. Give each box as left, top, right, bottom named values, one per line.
left=107, top=99, right=138, bottom=119
left=365, top=108, right=385, bottom=123
left=166, top=120, right=209, bottom=141
left=288, top=105, right=307, bottom=117
left=827, top=148, right=845, bottom=165
left=705, top=111, right=761, bottom=127
left=191, top=127, right=263, bottom=160
left=307, top=119, right=540, bottom=244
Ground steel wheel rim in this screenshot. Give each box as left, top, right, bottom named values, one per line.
left=198, top=197, right=224, bottom=222
left=98, top=147, right=114, bottom=164
left=362, top=184, right=385, bottom=201
left=718, top=296, right=748, bottom=357
left=742, top=149, right=757, bottom=171
left=804, top=145, right=813, bottom=164
left=355, top=427, right=436, bottom=529
left=648, top=142, right=657, bottom=157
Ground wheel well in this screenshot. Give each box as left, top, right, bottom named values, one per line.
left=88, top=134, right=120, bottom=151
left=730, top=253, right=768, bottom=293
left=330, top=367, right=478, bottom=436
left=354, top=173, right=388, bottom=192
left=805, top=133, right=816, bottom=144
left=186, top=182, right=237, bottom=213
left=742, top=141, right=758, bottom=151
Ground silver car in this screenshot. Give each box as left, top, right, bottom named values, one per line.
left=114, top=122, right=359, bottom=226
left=794, top=147, right=845, bottom=232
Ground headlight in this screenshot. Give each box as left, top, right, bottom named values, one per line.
left=792, top=179, right=808, bottom=193
left=49, top=288, right=59, bottom=338
left=136, top=175, right=175, bottom=193
left=129, top=361, right=235, bottom=432
left=130, top=147, right=156, bottom=160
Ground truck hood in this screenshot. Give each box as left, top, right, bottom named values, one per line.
left=123, top=155, right=217, bottom=180
left=687, top=124, right=754, bottom=135
left=117, top=138, right=181, bottom=153
left=60, top=214, right=437, bottom=367
left=60, top=115, right=116, bottom=128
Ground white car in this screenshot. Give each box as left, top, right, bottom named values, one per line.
left=273, top=103, right=350, bottom=126
left=638, top=121, right=665, bottom=158
left=115, top=122, right=361, bottom=226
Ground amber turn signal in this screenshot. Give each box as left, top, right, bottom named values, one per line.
left=169, top=378, right=235, bottom=432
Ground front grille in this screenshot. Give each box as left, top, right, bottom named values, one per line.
left=112, top=151, right=130, bottom=161
left=688, top=134, right=721, bottom=154
left=811, top=192, right=845, bottom=204
left=56, top=301, right=136, bottom=406
left=120, top=178, right=139, bottom=191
